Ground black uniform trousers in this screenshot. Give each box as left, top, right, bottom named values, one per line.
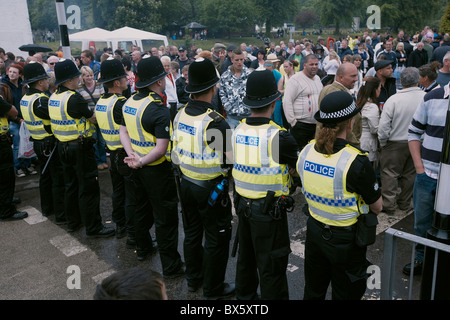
left=180, top=177, right=232, bottom=297
left=33, top=136, right=65, bottom=223
left=303, top=216, right=369, bottom=300
left=0, top=136, right=16, bottom=219
left=133, top=160, right=183, bottom=276
left=58, top=138, right=103, bottom=234
left=109, top=148, right=136, bottom=238
left=235, top=196, right=291, bottom=300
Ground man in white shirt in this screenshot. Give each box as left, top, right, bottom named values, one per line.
left=283, top=54, right=323, bottom=151
left=378, top=67, right=425, bottom=215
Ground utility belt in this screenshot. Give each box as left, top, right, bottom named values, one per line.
left=239, top=191, right=295, bottom=221
left=181, top=173, right=223, bottom=189
left=181, top=173, right=229, bottom=208
left=311, top=216, right=356, bottom=232
left=0, top=132, right=12, bottom=144
left=60, top=136, right=95, bottom=145
left=33, top=135, right=58, bottom=157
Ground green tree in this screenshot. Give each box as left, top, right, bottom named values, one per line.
left=114, top=0, right=162, bottom=32
left=254, top=0, right=298, bottom=37
left=374, top=0, right=446, bottom=34
left=440, top=2, right=450, bottom=34
left=200, top=0, right=256, bottom=38
left=316, top=0, right=360, bottom=34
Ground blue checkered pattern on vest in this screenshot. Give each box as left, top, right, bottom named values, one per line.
left=303, top=190, right=357, bottom=207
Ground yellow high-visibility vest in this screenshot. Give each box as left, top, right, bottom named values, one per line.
left=20, top=92, right=52, bottom=140
left=95, top=94, right=126, bottom=151
left=233, top=119, right=292, bottom=199
left=297, top=141, right=369, bottom=227
left=48, top=90, right=93, bottom=142
left=172, top=107, right=226, bottom=181
left=0, top=116, right=9, bottom=135
left=122, top=92, right=171, bottom=166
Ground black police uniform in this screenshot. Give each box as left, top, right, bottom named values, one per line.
left=54, top=86, right=113, bottom=237
left=303, top=139, right=381, bottom=300
left=235, top=117, right=299, bottom=300
left=24, top=88, right=65, bottom=223
left=176, top=99, right=233, bottom=297
left=100, top=93, right=136, bottom=244
left=121, top=88, right=183, bottom=276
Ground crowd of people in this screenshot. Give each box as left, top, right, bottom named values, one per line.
left=0, top=23, right=449, bottom=300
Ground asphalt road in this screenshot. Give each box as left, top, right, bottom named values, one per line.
left=0, top=162, right=424, bottom=304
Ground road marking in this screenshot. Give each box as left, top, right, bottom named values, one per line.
left=92, top=269, right=116, bottom=284
left=19, top=206, right=47, bottom=225
left=49, top=234, right=88, bottom=257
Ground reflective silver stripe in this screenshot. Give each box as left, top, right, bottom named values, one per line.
left=199, top=113, right=211, bottom=153
left=297, top=143, right=313, bottom=183
left=309, top=204, right=359, bottom=221
left=234, top=179, right=284, bottom=193
left=53, top=129, right=78, bottom=136
left=59, top=92, right=73, bottom=121
left=135, top=97, right=151, bottom=142
left=26, top=94, right=40, bottom=124
left=260, top=125, right=278, bottom=167
left=180, top=162, right=223, bottom=174
left=29, top=129, right=48, bottom=136
left=334, top=150, right=353, bottom=200
left=171, top=108, right=183, bottom=142
left=106, top=96, right=119, bottom=132
left=107, top=140, right=122, bottom=146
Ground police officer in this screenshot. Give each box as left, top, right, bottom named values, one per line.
left=20, top=62, right=65, bottom=224
left=96, top=58, right=136, bottom=244
left=171, top=57, right=235, bottom=299
left=0, top=97, right=28, bottom=221
left=233, top=69, right=299, bottom=300
left=49, top=59, right=115, bottom=238
left=297, top=91, right=382, bottom=300
left=120, top=56, right=184, bottom=278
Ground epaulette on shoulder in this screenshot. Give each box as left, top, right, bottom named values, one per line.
left=346, top=143, right=368, bottom=156
left=208, top=110, right=224, bottom=123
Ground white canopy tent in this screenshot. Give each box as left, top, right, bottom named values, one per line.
left=108, top=27, right=169, bottom=52
left=69, top=26, right=169, bottom=54
left=69, top=27, right=113, bottom=52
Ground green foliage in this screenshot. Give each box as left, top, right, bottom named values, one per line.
left=441, top=3, right=450, bottom=34
left=315, top=0, right=360, bottom=34
left=201, top=0, right=256, bottom=37
left=375, top=0, right=446, bottom=33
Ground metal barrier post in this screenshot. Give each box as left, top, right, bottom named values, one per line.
left=381, top=228, right=397, bottom=300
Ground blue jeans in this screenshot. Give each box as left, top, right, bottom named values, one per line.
left=413, top=173, right=437, bottom=262
left=9, top=121, right=32, bottom=171
left=93, top=125, right=107, bottom=165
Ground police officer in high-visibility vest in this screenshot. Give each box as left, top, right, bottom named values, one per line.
left=49, top=59, right=115, bottom=238
left=297, top=91, right=382, bottom=300
left=0, top=96, right=28, bottom=221
left=20, top=62, right=65, bottom=224
left=171, top=57, right=235, bottom=299
left=233, top=69, right=299, bottom=300
left=95, top=58, right=136, bottom=244
left=120, top=56, right=184, bottom=278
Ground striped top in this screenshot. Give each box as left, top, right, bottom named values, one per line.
left=77, top=83, right=105, bottom=111
left=408, top=85, right=449, bottom=179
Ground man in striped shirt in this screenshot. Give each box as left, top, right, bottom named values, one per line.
left=403, top=82, right=450, bottom=275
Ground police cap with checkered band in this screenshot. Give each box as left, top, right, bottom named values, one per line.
left=314, top=91, right=362, bottom=125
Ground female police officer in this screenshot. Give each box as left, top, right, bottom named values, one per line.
left=297, top=91, right=382, bottom=300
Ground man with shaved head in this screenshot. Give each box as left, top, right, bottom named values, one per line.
left=318, top=63, right=361, bottom=147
